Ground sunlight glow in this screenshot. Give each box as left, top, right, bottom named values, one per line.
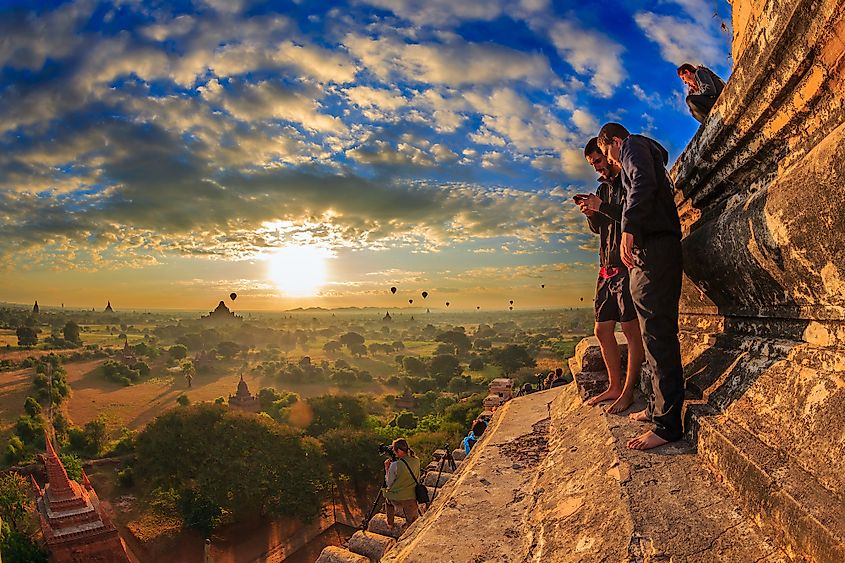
left=266, top=246, right=331, bottom=297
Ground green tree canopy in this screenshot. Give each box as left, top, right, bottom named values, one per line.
left=62, top=321, right=82, bottom=345
left=490, top=345, right=536, bottom=375
left=15, top=327, right=37, bottom=347
left=339, top=332, right=365, bottom=349
left=135, top=403, right=327, bottom=525
left=304, top=395, right=368, bottom=436
left=402, top=356, right=426, bottom=376
left=0, top=473, right=33, bottom=531
left=319, top=428, right=383, bottom=488
left=435, top=330, right=472, bottom=355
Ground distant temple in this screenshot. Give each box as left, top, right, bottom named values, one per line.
left=104, top=301, right=114, bottom=313
left=201, top=301, right=243, bottom=325
left=228, top=374, right=260, bottom=413
left=394, top=388, right=417, bottom=409
left=33, top=300, right=39, bottom=314
left=32, top=434, right=130, bottom=562
left=120, top=339, right=136, bottom=366
left=382, top=311, right=392, bottom=322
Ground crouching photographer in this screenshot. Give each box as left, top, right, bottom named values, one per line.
left=383, top=438, right=422, bottom=530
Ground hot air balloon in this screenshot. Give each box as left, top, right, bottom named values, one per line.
left=445, top=301, right=450, bottom=307
left=390, top=286, right=397, bottom=294
left=229, top=292, right=237, bottom=301
left=509, top=306, right=513, bottom=310
left=476, top=306, right=480, bottom=310
left=421, top=291, right=428, bottom=299
left=580, top=297, right=584, bottom=302
left=409, top=299, right=414, bottom=304
left=541, top=284, right=545, bottom=288
left=509, top=300, right=514, bottom=305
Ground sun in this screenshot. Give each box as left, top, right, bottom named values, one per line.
left=266, top=246, right=330, bottom=298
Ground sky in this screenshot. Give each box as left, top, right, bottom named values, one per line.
left=0, top=0, right=733, bottom=312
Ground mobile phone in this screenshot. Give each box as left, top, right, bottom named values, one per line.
left=573, top=194, right=590, bottom=202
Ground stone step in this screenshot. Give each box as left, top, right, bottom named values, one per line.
left=422, top=472, right=451, bottom=488
left=346, top=530, right=396, bottom=561
left=425, top=459, right=459, bottom=474
left=571, top=369, right=612, bottom=402
left=367, top=513, right=406, bottom=539
left=690, top=404, right=845, bottom=563
left=315, top=546, right=369, bottom=563
left=572, top=333, right=628, bottom=373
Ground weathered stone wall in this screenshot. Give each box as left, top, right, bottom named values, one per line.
left=674, top=0, right=845, bottom=560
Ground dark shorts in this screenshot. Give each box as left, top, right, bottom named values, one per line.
left=594, top=269, right=637, bottom=323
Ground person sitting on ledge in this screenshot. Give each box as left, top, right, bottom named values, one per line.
left=462, top=418, right=488, bottom=455
left=677, top=63, right=726, bottom=123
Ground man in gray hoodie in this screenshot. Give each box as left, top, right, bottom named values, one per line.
left=597, top=122, right=684, bottom=450
left=677, top=63, right=726, bottom=123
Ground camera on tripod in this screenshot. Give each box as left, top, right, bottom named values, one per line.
left=378, top=443, right=396, bottom=461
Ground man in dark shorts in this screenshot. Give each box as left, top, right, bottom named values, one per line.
left=597, top=122, right=684, bottom=450
left=576, top=138, right=645, bottom=415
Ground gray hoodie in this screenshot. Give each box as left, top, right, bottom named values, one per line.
left=619, top=135, right=682, bottom=243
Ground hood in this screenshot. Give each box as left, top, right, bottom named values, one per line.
left=631, top=134, right=669, bottom=166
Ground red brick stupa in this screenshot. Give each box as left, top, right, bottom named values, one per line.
left=32, top=434, right=130, bottom=562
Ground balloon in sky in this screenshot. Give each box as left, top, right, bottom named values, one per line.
left=476, top=306, right=480, bottom=310
left=509, top=306, right=513, bottom=310
left=541, top=284, right=545, bottom=288
left=409, top=299, right=414, bottom=304
left=445, top=301, right=450, bottom=307
left=580, top=297, right=584, bottom=302
left=229, top=293, right=237, bottom=301
left=421, top=291, right=428, bottom=299
left=390, top=286, right=397, bottom=294
left=509, top=300, right=514, bottom=305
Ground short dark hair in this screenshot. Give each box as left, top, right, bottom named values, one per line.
left=597, top=123, right=630, bottom=147
left=677, top=63, right=697, bottom=74
left=472, top=419, right=487, bottom=437
left=584, top=137, right=600, bottom=157
left=555, top=367, right=563, bottom=376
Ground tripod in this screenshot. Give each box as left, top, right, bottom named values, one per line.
left=429, top=444, right=456, bottom=503
left=361, top=476, right=386, bottom=530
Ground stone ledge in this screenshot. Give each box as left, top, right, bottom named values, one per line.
left=692, top=407, right=845, bottom=563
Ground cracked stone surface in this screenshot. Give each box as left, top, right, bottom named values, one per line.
left=382, top=384, right=789, bottom=562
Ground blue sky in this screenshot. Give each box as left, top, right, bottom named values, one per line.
left=0, top=0, right=732, bottom=310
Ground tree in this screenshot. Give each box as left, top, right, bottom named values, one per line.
left=395, top=411, right=418, bottom=429
left=304, top=395, right=367, bottom=436
left=216, top=341, right=240, bottom=359
left=468, top=357, right=484, bottom=371
left=339, top=332, right=365, bottom=350
left=135, top=404, right=327, bottom=526
left=169, top=344, right=188, bottom=360
left=349, top=343, right=367, bottom=357
left=15, top=327, right=37, bottom=347
left=23, top=397, right=41, bottom=417
left=319, top=428, right=383, bottom=488
left=0, top=529, right=48, bottom=563
left=62, top=321, right=82, bottom=345
left=322, top=340, right=342, bottom=354
left=59, top=453, right=82, bottom=481
left=0, top=473, right=33, bottom=530
left=490, top=345, right=536, bottom=375
left=435, top=330, right=472, bottom=355
left=176, top=394, right=190, bottom=407
left=402, top=356, right=426, bottom=376
left=429, top=354, right=462, bottom=386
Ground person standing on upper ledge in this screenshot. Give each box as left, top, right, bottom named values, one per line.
left=597, top=123, right=684, bottom=450
left=677, top=63, right=726, bottom=123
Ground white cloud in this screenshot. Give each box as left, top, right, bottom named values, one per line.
left=344, top=34, right=559, bottom=88
left=544, top=19, right=626, bottom=97
left=634, top=9, right=729, bottom=68
left=571, top=109, right=598, bottom=135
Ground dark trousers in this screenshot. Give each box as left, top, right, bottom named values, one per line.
left=686, top=94, right=717, bottom=123
left=630, top=235, right=684, bottom=441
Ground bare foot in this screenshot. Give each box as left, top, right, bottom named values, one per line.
left=627, top=430, right=669, bottom=450
left=628, top=409, right=650, bottom=422
left=604, top=394, right=634, bottom=414
left=585, top=388, right=621, bottom=406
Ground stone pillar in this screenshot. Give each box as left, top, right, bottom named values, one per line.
left=673, top=1, right=845, bottom=561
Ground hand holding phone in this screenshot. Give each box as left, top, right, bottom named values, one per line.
left=573, top=194, right=590, bottom=202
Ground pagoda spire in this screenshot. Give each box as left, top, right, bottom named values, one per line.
left=43, top=431, right=75, bottom=499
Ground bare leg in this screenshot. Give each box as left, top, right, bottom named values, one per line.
left=606, top=319, right=644, bottom=414
left=627, top=430, right=669, bottom=450
left=586, top=321, right=623, bottom=406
